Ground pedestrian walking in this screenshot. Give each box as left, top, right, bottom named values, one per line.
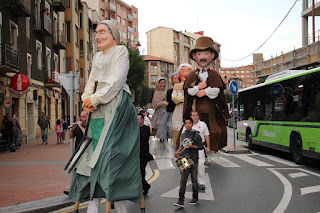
left=150, top=77, right=168, bottom=138
left=156, top=72, right=179, bottom=142
left=174, top=118, right=203, bottom=208
left=138, top=113, right=153, bottom=195
left=61, top=118, right=68, bottom=143
left=182, top=111, right=210, bottom=191
left=69, top=111, right=87, bottom=150
left=55, top=119, right=63, bottom=144
left=38, top=111, right=50, bottom=145
left=12, top=113, right=21, bottom=149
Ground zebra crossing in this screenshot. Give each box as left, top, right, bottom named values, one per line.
left=151, top=151, right=302, bottom=170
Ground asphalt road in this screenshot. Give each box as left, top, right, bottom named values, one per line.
left=52, top=127, right=320, bottom=213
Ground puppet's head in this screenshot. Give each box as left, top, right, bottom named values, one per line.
left=177, top=63, right=192, bottom=82
left=189, top=37, right=218, bottom=69
left=95, top=20, right=120, bottom=52
left=171, top=72, right=180, bottom=86
left=156, top=77, right=166, bottom=91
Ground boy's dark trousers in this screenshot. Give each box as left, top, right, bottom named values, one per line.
left=178, top=164, right=199, bottom=202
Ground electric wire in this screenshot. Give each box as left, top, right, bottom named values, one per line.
left=222, top=0, right=300, bottom=62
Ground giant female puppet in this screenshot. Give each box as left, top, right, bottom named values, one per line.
left=183, top=36, right=230, bottom=152
left=67, top=20, right=142, bottom=213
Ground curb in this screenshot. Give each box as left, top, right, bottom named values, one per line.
left=0, top=195, right=74, bottom=213
left=221, top=147, right=251, bottom=154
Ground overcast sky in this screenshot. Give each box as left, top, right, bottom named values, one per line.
left=124, top=0, right=313, bottom=67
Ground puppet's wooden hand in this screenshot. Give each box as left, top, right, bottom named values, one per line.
left=198, top=82, right=207, bottom=90
left=84, top=97, right=96, bottom=112
left=196, top=89, right=206, bottom=97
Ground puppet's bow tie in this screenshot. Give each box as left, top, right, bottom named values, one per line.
left=201, top=69, right=207, bottom=73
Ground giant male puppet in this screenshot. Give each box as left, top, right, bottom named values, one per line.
left=67, top=20, right=142, bottom=213
left=183, top=36, right=230, bottom=152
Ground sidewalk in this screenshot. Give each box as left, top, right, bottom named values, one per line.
left=0, top=132, right=72, bottom=210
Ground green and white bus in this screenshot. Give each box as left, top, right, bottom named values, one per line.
left=237, top=67, right=320, bottom=164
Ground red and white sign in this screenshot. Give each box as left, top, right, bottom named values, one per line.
left=10, top=73, right=30, bottom=95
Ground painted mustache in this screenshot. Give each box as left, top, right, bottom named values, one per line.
left=200, top=59, right=208, bottom=63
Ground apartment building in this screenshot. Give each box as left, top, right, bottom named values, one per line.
left=184, top=31, right=221, bottom=73
left=221, top=65, right=254, bottom=89
left=252, top=0, right=320, bottom=80
left=147, top=27, right=195, bottom=72
left=144, top=55, right=174, bottom=89
left=0, top=0, right=67, bottom=140
left=63, top=0, right=99, bottom=122
left=83, top=0, right=139, bottom=47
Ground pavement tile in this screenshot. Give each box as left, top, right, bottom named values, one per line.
left=0, top=133, right=73, bottom=207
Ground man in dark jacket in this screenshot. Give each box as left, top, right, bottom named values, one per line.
left=38, top=111, right=50, bottom=145
left=137, top=113, right=153, bottom=195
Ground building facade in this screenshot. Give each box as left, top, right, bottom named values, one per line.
left=184, top=31, right=221, bottom=73
left=83, top=0, right=139, bottom=47
left=0, top=0, right=67, bottom=140
left=144, top=55, right=174, bottom=89
left=221, top=65, right=254, bottom=89
left=147, top=27, right=195, bottom=72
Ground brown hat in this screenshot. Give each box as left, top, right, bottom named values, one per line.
left=189, top=36, right=219, bottom=61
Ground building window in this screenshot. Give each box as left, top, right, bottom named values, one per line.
left=133, top=24, right=137, bottom=32
left=76, top=60, right=79, bottom=72
left=151, top=62, right=157, bottom=69
left=122, top=32, right=126, bottom=39
left=75, top=25, right=79, bottom=46
left=46, top=47, right=51, bottom=78
left=122, top=18, right=126, bottom=25
left=100, top=9, right=104, bottom=17
left=54, top=53, right=59, bottom=73
left=133, top=11, right=137, bottom=18
left=9, top=21, right=18, bottom=50
left=66, top=22, right=71, bottom=42
left=79, top=12, right=83, bottom=27
left=117, top=16, right=121, bottom=23
left=66, top=0, right=70, bottom=7
left=36, top=40, right=42, bottom=70
left=26, top=17, right=30, bottom=39
left=175, top=55, right=177, bottom=63
left=151, top=75, right=158, bottom=85
left=66, top=57, right=71, bottom=72
left=80, top=40, right=83, bottom=57
left=27, top=54, right=32, bottom=80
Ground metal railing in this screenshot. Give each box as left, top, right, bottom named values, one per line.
left=53, top=30, right=66, bottom=47
left=35, top=13, right=52, bottom=34
left=308, top=0, right=320, bottom=8
left=107, top=2, right=117, bottom=12
left=8, top=0, right=31, bottom=16
left=308, top=29, right=320, bottom=44
left=0, top=44, right=19, bottom=70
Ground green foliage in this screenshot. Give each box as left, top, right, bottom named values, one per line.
left=135, top=86, right=155, bottom=107
left=257, top=76, right=267, bottom=84
left=125, top=43, right=146, bottom=91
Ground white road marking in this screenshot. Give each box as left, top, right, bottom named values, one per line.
left=301, top=185, right=320, bottom=195
left=260, top=155, right=300, bottom=167
left=288, top=172, right=309, bottom=179
left=233, top=155, right=273, bottom=167
left=155, top=158, right=175, bottom=170
left=268, top=168, right=292, bottom=213
left=210, top=155, right=241, bottom=168
left=161, top=173, right=214, bottom=201
left=145, top=163, right=153, bottom=181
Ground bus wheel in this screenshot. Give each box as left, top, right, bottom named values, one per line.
left=291, top=135, right=305, bottom=165
left=247, top=133, right=254, bottom=150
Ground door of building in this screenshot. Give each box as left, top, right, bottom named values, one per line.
left=27, top=103, right=35, bottom=140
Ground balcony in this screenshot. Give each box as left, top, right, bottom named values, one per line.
left=110, top=17, right=117, bottom=24
left=0, top=44, right=19, bottom=74
left=6, top=0, right=31, bottom=17
left=46, top=70, right=60, bottom=88
left=53, top=30, right=66, bottom=49
left=128, top=14, right=133, bottom=22
left=35, top=13, right=52, bottom=36
left=52, top=0, right=66, bottom=12
left=106, top=2, right=117, bottom=12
